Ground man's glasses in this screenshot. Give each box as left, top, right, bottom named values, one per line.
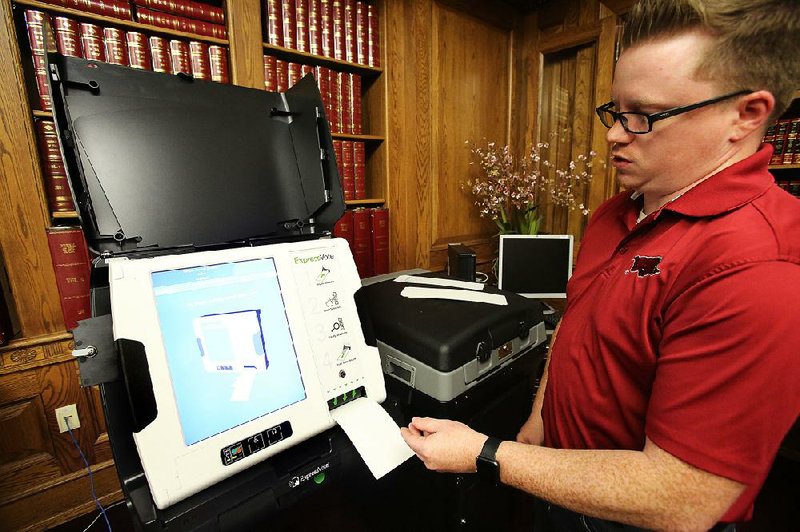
left=595, top=89, right=752, bottom=134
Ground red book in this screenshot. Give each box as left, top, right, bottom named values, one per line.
left=338, top=71, right=352, bottom=134
left=314, top=65, right=330, bottom=120
left=188, top=41, right=210, bottom=80
left=350, top=73, right=362, bottom=134
left=355, top=1, right=367, bottom=65
left=35, top=120, right=73, bottom=213
left=209, top=45, right=230, bottom=83
left=265, top=0, right=284, bottom=47
left=133, top=0, right=225, bottom=25
left=264, top=55, right=277, bottom=91
left=351, top=208, right=372, bottom=278
left=369, top=207, right=389, bottom=275
left=126, top=31, right=151, bottom=70
left=136, top=8, right=227, bottom=39
left=341, top=140, right=355, bottom=200
left=276, top=59, right=288, bottom=91
left=24, top=10, right=51, bottom=111
left=149, top=36, right=171, bottom=73
left=296, top=0, right=309, bottom=53
left=169, top=40, right=192, bottom=75
left=79, top=23, right=105, bottom=61
left=103, top=28, right=128, bottom=66
left=301, top=63, right=314, bottom=78
left=332, top=209, right=354, bottom=249
left=46, top=228, right=92, bottom=330
left=343, top=0, right=356, bottom=63
left=54, top=17, right=82, bottom=58
left=353, top=141, right=366, bottom=199
left=320, top=0, right=333, bottom=58
left=69, top=0, right=132, bottom=20
left=332, top=139, right=344, bottom=187
left=309, top=0, right=322, bottom=56
left=332, top=0, right=344, bottom=61
left=327, top=69, right=340, bottom=132
left=287, top=62, right=302, bottom=87
left=367, top=2, right=379, bottom=67
left=281, top=0, right=297, bottom=49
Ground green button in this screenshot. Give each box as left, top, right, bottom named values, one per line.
left=313, top=472, right=326, bottom=484
left=351, top=390, right=358, bottom=399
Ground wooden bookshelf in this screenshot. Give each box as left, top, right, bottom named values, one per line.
left=345, top=198, right=385, bottom=205
left=332, top=132, right=384, bottom=142
left=263, top=41, right=382, bottom=76
left=769, top=164, right=800, bottom=170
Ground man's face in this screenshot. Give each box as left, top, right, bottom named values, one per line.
left=608, top=31, right=739, bottom=198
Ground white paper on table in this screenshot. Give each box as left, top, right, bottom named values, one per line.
left=331, top=397, right=415, bottom=479
left=393, top=274, right=485, bottom=291
left=400, top=286, right=508, bottom=306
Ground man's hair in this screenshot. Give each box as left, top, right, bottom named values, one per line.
left=622, top=0, right=800, bottom=117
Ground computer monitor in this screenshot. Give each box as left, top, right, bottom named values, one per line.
left=109, top=238, right=385, bottom=509
left=498, top=234, right=574, bottom=298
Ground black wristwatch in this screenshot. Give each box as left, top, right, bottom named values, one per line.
left=476, top=436, right=502, bottom=484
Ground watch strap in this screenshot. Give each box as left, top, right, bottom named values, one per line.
left=476, top=436, right=502, bottom=483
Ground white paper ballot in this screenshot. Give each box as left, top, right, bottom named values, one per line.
left=393, top=274, right=485, bottom=291
left=400, top=286, right=508, bottom=306
left=331, top=398, right=414, bottom=479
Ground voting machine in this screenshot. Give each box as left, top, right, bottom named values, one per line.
left=47, top=53, right=405, bottom=530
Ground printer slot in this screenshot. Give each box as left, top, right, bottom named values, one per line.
left=327, top=385, right=366, bottom=410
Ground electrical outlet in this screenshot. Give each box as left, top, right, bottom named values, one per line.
left=56, top=404, right=80, bottom=433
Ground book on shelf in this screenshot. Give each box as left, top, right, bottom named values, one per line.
left=320, top=0, right=333, bottom=58
left=189, top=41, right=211, bottom=79
left=35, top=119, right=75, bottom=214
left=23, top=10, right=51, bottom=111
left=281, top=0, right=297, bottom=49
left=370, top=207, right=389, bottom=276
left=45, top=227, right=92, bottom=331
left=103, top=27, right=128, bottom=66
left=37, top=0, right=133, bottom=20
left=287, top=61, right=302, bottom=87
left=367, top=2, right=379, bottom=67
left=332, top=139, right=344, bottom=189
left=338, top=71, right=352, bottom=134
left=54, top=16, right=82, bottom=57
left=136, top=8, right=228, bottom=39
left=351, top=207, right=372, bottom=278
left=340, top=140, right=355, bottom=200
left=355, top=0, right=367, bottom=66
left=353, top=141, right=366, bottom=199
left=308, top=0, right=321, bottom=56
left=126, top=31, right=151, bottom=69
left=133, top=0, right=226, bottom=25
left=343, top=0, right=356, bottom=63
left=265, top=0, right=284, bottom=47
left=80, top=22, right=105, bottom=61
left=332, top=0, right=344, bottom=61
left=149, top=35, right=172, bottom=72
left=328, top=68, right=340, bottom=131
left=332, top=209, right=354, bottom=246
left=169, top=39, right=192, bottom=75
left=276, top=58, right=288, bottom=91
left=264, top=54, right=277, bottom=91
left=295, top=0, right=309, bottom=53
left=208, top=45, right=229, bottom=83
left=350, top=73, right=362, bottom=134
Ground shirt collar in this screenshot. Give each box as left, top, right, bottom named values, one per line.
left=660, top=145, right=774, bottom=218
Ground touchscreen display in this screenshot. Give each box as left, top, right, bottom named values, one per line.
left=152, top=258, right=306, bottom=445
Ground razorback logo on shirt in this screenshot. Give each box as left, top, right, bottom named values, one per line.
left=626, top=255, right=663, bottom=277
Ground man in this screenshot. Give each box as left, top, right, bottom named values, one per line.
left=400, top=0, right=800, bottom=529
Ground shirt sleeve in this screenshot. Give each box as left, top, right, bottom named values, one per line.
left=646, top=260, right=800, bottom=484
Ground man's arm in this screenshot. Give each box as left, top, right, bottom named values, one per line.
left=402, top=420, right=745, bottom=531
left=516, top=321, right=559, bottom=445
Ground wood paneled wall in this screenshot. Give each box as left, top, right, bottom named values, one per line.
left=386, top=0, right=619, bottom=271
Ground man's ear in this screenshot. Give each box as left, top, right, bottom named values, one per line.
left=731, top=90, right=775, bottom=141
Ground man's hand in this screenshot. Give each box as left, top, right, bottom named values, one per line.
left=516, top=411, right=544, bottom=445
left=400, top=417, right=487, bottom=473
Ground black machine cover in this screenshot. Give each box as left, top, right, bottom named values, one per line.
left=47, top=54, right=344, bottom=255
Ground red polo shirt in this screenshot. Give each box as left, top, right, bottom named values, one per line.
left=542, top=146, right=800, bottom=522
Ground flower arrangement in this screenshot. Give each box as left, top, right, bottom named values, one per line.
left=464, top=139, right=596, bottom=235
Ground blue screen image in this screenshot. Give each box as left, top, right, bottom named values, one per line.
left=152, top=258, right=306, bottom=445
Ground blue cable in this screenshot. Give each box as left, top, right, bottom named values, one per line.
left=65, top=417, right=112, bottom=532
